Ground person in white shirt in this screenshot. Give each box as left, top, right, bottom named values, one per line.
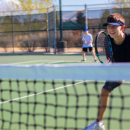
left=81, top=28, right=96, bottom=62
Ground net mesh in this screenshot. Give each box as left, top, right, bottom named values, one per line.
left=0, top=64, right=130, bottom=130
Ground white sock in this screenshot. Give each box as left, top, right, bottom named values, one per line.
left=98, top=121, right=103, bottom=125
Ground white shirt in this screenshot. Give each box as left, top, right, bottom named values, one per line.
left=82, top=33, right=93, bottom=48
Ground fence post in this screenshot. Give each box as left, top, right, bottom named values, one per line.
left=59, top=0, right=63, bottom=41
left=85, top=4, right=88, bottom=29
left=93, top=26, right=94, bottom=36
left=53, top=5, right=56, bottom=55
left=99, top=24, right=101, bottom=31
left=47, top=7, right=50, bottom=53
left=120, top=2, right=123, bottom=15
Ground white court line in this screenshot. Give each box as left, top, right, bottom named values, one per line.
left=61, top=60, right=100, bottom=63
left=46, top=60, right=98, bottom=64
left=47, top=61, right=64, bottom=64
left=4, top=60, right=65, bottom=65
left=33, top=61, right=65, bottom=65
left=2, top=60, right=98, bottom=65
left=93, top=81, right=130, bottom=83
left=55, top=60, right=96, bottom=63
left=1, top=80, right=130, bottom=105
left=3, top=60, right=57, bottom=65
left=0, top=81, right=85, bottom=105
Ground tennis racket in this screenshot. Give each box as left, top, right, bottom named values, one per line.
left=95, top=31, right=113, bottom=64
left=82, top=31, right=86, bottom=42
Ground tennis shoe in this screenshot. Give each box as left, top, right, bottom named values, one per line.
left=81, top=59, right=86, bottom=62
left=82, top=121, right=105, bottom=130
left=94, top=59, right=97, bottom=62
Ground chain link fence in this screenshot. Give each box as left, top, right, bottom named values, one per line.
left=0, top=2, right=130, bottom=54
left=0, top=8, right=48, bottom=53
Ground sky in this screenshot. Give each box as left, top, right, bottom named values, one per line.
left=0, top=0, right=21, bottom=12
left=54, top=0, right=110, bottom=5
left=0, top=0, right=113, bottom=5
left=0, top=0, right=111, bottom=6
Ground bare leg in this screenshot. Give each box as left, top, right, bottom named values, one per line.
left=91, top=50, right=96, bottom=59
left=97, top=88, right=111, bottom=123
left=82, top=51, right=86, bottom=59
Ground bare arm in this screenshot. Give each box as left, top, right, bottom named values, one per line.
left=84, top=39, right=93, bottom=44
left=87, top=39, right=93, bottom=44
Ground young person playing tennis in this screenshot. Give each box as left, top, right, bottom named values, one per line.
left=82, top=13, right=130, bottom=130
left=81, top=28, right=97, bottom=62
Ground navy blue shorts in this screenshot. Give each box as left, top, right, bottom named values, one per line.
left=103, top=81, right=122, bottom=91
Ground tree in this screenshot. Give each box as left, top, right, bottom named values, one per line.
left=76, top=12, right=85, bottom=27
left=19, top=0, right=52, bottom=13
left=2, top=16, right=12, bottom=32
left=107, top=0, right=130, bottom=8
left=20, top=34, right=48, bottom=52
left=107, top=0, right=130, bottom=27
left=100, top=10, right=111, bottom=26
left=0, top=0, right=53, bottom=13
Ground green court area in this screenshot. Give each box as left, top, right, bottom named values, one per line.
left=0, top=54, right=99, bottom=65
left=0, top=54, right=130, bottom=130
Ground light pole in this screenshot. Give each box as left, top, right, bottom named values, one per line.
left=59, top=0, right=63, bottom=41
left=57, top=0, right=67, bottom=53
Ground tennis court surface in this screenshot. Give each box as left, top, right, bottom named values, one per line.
left=0, top=55, right=130, bottom=130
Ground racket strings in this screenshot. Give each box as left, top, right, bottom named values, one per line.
left=96, top=33, right=111, bottom=63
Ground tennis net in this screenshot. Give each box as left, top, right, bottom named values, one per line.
left=0, top=63, right=130, bottom=130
